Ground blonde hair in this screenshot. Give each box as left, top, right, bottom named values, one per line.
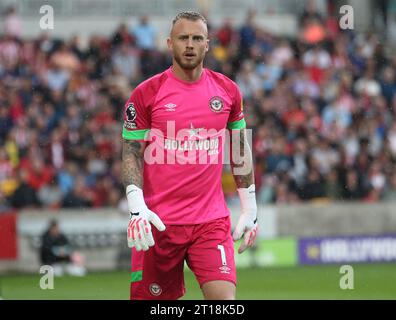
left=172, top=11, right=207, bottom=26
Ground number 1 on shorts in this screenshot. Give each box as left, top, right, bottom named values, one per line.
left=217, top=244, right=227, bottom=266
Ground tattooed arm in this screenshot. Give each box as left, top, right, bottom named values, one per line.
left=122, top=140, right=146, bottom=188
left=122, top=139, right=165, bottom=251
left=230, top=128, right=254, bottom=187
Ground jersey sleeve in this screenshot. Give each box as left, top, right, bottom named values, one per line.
left=227, top=84, right=246, bottom=130
left=122, top=87, right=150, bottom=141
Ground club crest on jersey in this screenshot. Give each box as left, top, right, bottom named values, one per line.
left=209, top=96, right=224, bottom=113
left=149, top=283, right=162, bottom=296
left=125, top=103, right=137, bottom=122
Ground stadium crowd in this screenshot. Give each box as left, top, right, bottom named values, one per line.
left=1, top=3, right=396, bottom=212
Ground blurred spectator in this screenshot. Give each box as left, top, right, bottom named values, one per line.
left=299, top=168, right=326, bottom=200
left=130, top=15, right=157, bottom=50
left=111, top=23, right=135, bottom=48
left=38, top=179, right=63, bottom=209
left=68, top=35, right=85, bottom=61
left=380, top=65, right=396, bottom=104
left=62, top=175, right=93, bottom=208
left=383, top=171, right=396, bottom=201
left=388, top=121, right=396, bottom=157
left=111, top=44, right=141, bottom=81
left=299, top=0, right=324, bottom=27
left=9, top=169, right=39, bottom=208
left=48, top=128, right=65, bottom=170
left=3, top=6, right=22, bottom=39
left=290, top=138, right=309, bottom=187
left=217, top=18, right=235, bottom=47
left=343, top=169, right=364, bottom=200
left=0, top=146, right=17, bottom=198
left=50, top=42, right=80, bottom=72
left=265, top=136, right=292, bottom=173
left=256, top=53, right=283, bottom=91
left=355, top=69, right=381, bottom=97
left=270, top=40, right=293, bottom=67
left=236, top=60, right=262, bottom=99
left=274, top=182, right=290, bottom=203
left=0, top=105, right=13, bottom=144
left=57, top=161, right=78, bottom=196
left=45, top=63, right=70, bottom=91
left=293, top=70, right=320, bottom=98
left=311, top=138, right=339, bottom=176
left=21, top=157, right=54, bottom=192
left=367, top=161, right=386, bottom=196
left=239, top=10, right=257, bottom=59
left=324, top=168, right=342, bottom=200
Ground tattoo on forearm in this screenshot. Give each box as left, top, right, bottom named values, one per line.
left=122, top=140, right=144, bottom=188
left=230, top=129, right=254, bottom=188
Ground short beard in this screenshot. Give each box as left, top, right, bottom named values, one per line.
left=174, top=54, right=204, bottom=70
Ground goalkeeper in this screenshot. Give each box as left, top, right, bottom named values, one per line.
left=121, top=11, right=257, bottom=300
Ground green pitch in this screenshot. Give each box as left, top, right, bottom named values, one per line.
left=1, top=264, right=395, bottom=299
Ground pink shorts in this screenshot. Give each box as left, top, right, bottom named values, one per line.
left=130, top=216, right=236, bottom=300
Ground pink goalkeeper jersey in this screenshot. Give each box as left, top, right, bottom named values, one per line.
left=122, top=67, right=246, bottom=225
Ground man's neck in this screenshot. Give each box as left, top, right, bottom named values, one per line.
left=171, top=62, right=203, bottom=82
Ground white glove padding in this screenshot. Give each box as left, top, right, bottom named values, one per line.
left=232, top=184, right=258, bottom=254
left=126, top=184, right=165, bottom=251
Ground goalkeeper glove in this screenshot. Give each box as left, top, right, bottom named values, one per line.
left=126, top=184, right=166, bottom=251
left=232, top=184, right=258, bottom=254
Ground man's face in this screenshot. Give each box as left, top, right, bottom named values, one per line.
left=50, top=225, right=60, bottom=236
left=167, top=18, right=209, bottom=70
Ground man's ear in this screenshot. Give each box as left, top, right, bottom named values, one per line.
left=166, top=37, right=172, bottom=51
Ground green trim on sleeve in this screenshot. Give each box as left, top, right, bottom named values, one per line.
left=122, top=127, right=149, bottom=140
left=131, top=270, right=143, bottom=283
left=227, top=118, right=246, bottom=130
